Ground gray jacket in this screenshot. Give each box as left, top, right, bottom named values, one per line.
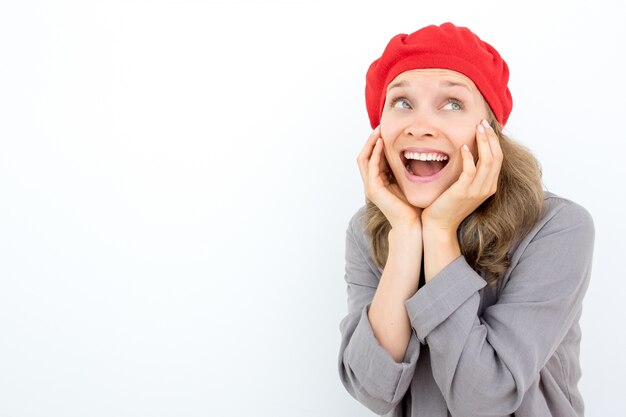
left=338, top=193, right=594, bottom=416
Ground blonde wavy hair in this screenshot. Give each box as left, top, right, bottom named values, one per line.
left=364, top=111, right=544, bottom=285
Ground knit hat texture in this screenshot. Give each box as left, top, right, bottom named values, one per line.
left=365, top=22, right=512, bottom=128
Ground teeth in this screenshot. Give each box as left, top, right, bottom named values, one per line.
left=404, top=152, right=449, bottom=161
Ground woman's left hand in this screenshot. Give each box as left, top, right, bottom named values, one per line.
left=422, top=119, right=503, bottom=233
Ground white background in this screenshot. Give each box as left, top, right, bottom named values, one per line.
left=1, top=0, right=625, bottom=416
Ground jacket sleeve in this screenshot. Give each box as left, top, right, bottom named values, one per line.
left=405, top=199, right=594, bottom=417
left=338, top=207, right=421, bottom=415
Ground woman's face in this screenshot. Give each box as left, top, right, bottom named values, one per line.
left=380, top=68, right=490, bottom=208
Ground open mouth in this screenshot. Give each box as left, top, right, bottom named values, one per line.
left=401, top=150, right=450, bottom=178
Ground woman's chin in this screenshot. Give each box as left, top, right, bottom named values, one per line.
left=393, top=165, right=454, bottom=209
left=397, top=173, right=453, bottom=209
left=403, top=189, right=441, bottom=209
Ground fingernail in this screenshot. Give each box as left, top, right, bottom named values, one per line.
left=477, top=124, right=485, bottom=133
left=481, top=119, right=491, bottom=129
left=462, top=144, right=469, bottom=151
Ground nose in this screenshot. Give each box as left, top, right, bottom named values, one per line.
left=404, top=110, right=439, bottom=140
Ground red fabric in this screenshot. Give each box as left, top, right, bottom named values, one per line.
left=365, top=22, right=512, bottom=128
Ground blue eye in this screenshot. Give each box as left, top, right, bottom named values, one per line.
left=391, top=97, right=412, bottom=110
left=443, top=98, right=463, bottom=111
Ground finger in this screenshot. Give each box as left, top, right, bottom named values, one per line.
left=484, top=122, right=503, bottom=192
left=377, top=140, right=391, bottom=177
left=482, top=120, right=503, bottom=164
left=357, top=126, right=381, bottom=182
left=484, top=120, right=503, bottom=159
left=368, top=137, right=386, bottom=187
left=472, top=120, right=495, bottom=188
left=480, top=120, right=503, bottom=193
left=456, top=143, right=477, bottom=186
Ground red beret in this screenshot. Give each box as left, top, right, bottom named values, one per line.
left=365, top=22, right=512, bottom=128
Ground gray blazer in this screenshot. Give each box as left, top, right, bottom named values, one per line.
left=338, top=193, right=594, bottom=417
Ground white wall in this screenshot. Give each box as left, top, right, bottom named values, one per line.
left=0, top=0, right=624, bottom=415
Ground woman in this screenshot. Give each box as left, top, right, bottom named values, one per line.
left=338, top=23, right=594, bottom=416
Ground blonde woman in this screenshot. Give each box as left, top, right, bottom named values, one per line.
left=338, top=23, right=594, bottom=417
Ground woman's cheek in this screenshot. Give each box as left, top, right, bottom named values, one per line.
left=379, top=110, right=402, bottom=140
left=457, top=128, right=479, bottom=157
left=468, top=140, right=479, bottom=160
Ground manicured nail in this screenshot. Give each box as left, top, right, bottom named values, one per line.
left=477, top=124, right=485, bottom=133
left=481, top=119, right=491, bottom=129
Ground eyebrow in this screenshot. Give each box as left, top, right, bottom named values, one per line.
left=440, top=80, right=472, bottom=93
left=386, top=80, right=407, bottom=92
left=386, top=79, right=472, bottom=94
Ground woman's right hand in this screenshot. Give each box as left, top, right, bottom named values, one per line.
left=357, top=127, right=423, bottom=230
left=359, top=128, right=423, bottom=361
